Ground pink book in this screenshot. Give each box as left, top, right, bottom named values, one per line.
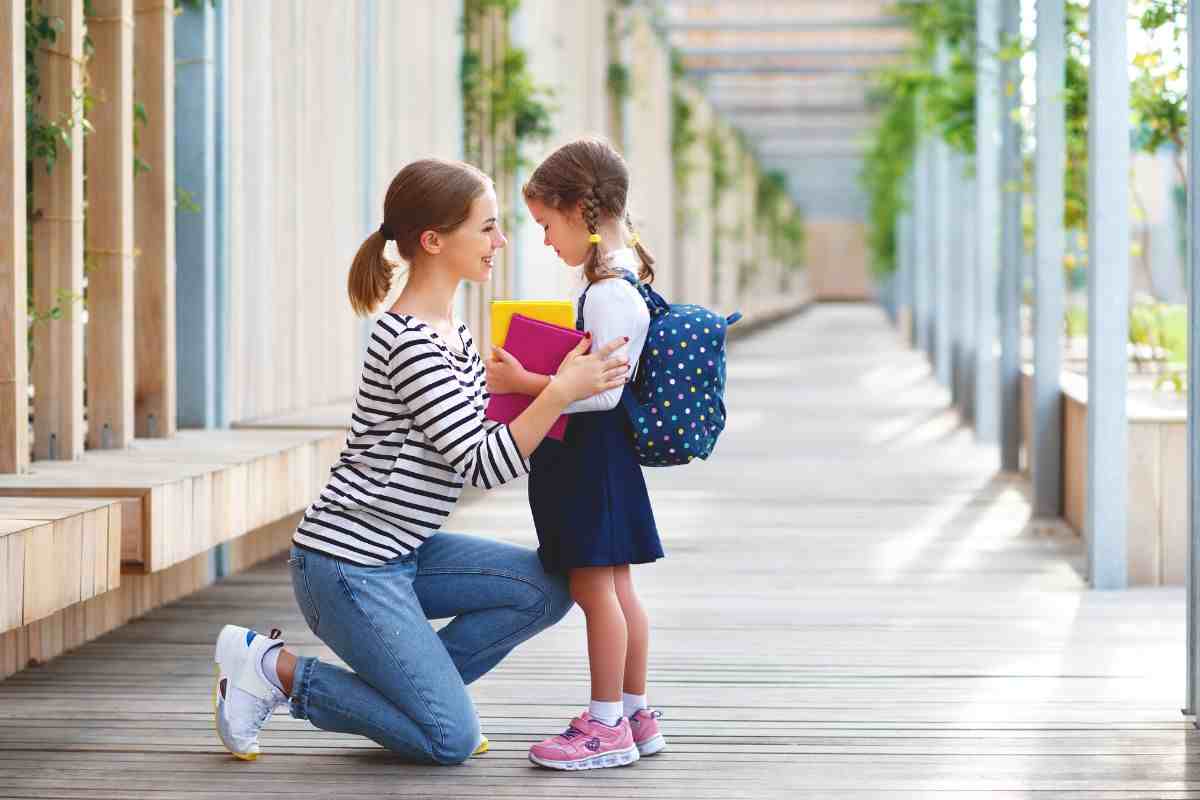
left=485, top=313, right=586, bottom=441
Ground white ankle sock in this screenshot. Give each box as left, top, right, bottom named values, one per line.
left=622, top=692, right=648, bottom=717
left=588, top=700, right=623, bottom=726
left=260, top=645, right=285, bottom=693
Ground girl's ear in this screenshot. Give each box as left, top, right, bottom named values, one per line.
left=419, top=230, right=442, bottom=254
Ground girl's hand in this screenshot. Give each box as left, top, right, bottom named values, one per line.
left=486, top=347, right=532, bottom=395
left=551, top=335, right=629, bottom=402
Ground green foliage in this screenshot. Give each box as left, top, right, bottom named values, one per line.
left=176, top=186, right=201, bottom=214
left=860, top=1, right=976, bottom=276
left=860, top=69, right=922, bottom=276
left=1062, top=3, right=1089, bottom=230
left=1130, top=0, right=1186, bottom=188
left=671, top=87, right=697, bottom=200
left=606, top=4, right=634, bottom=142
left=133, top=101, right=150, bottom=176
left=26, top=1, right=94, bottom=175
left=1129, top=300, right=1187, bottom=391
left=25, top=0, right=95, bottom=334
left=460, top=0, right=554, bottom=172
left=1064, top=305, right=1088, bottom=338
left=708, top=129, right=730, bottom=211
left=607, top=62, right=631, bottom=102
left=755, top=170, right=805, bottom=271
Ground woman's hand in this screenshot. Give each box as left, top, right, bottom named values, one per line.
left=551, top=335, right=630, bottom=403
left=486, top=347, right=532, bottom=396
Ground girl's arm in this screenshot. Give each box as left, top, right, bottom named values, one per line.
left=560, top=280, right=647, bottom=414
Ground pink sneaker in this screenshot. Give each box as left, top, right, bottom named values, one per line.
left=629, top=707, right=666, bottom=756
left=528, top=712, right=640, bottom=770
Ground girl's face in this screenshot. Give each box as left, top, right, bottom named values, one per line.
left=525, top=196, right=589, bottom=267
left=434, top=187, right=506, bottom=283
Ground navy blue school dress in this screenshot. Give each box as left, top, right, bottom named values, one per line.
left=527, top=279, right=663, bottom=574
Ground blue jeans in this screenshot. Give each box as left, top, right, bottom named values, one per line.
left=286, top=533, right=573, bottom=764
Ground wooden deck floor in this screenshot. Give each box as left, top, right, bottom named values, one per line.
left=0, top=305, right=1194, bottom=798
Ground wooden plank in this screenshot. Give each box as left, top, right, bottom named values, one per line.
left=0, top=0, right=28, bottom=474
left=107, top=501, right=121, bottom=590
left=31, top=0, right=85, bottom=461
left=20, top=523, right=55, bottom=624
left=132, top=0, right=176, bottom=438
left=1126, top=422, right=1161, bottom=584
left=0, top=308, right=1190, bottom=797
left=84, top=0, right=135, bottom=450
left=0, top=519, right=37, bottom=536
left=0, top=497, right=117, bottom=519
left=0, top=529, right=19, bottom=630
left=53, top=514, right=83, bottom=609
left=78, top=508, right=100, bottom=601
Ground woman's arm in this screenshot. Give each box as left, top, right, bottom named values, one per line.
left=389, top=328, right=630, bottom=488
left=486, top=281, right=646, bottom=411
left=507, top=335, right=631, bottom=457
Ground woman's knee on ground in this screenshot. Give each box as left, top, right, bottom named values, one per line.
left=426, top=705, right=481, bottom=766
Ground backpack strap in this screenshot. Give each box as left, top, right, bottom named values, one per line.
left=577, top=268, right=641, bottom=330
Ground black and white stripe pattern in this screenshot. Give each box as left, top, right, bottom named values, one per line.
left=295, top=313, right=528, bottom=565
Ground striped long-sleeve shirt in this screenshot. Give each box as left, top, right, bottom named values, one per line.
left=294, top=312, right=529, bottom=565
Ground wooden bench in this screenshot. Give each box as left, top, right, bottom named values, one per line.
left=0, top=427, right=345, bottom=680
left=0, top=497, right=123, bottom=677
left=0, top=428, right=344, bottom=573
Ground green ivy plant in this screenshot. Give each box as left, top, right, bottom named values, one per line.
left=670, top=56, right=697, bottom=229
left=755, top=170, right=804, bottom=272
left=25, top=0, right=97, bottom=334
left=460, top=0, right=553, bottom=173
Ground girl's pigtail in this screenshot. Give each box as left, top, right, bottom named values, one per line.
left=625, top=212, right=656, bottom=285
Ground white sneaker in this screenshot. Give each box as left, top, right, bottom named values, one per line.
left=213, top=624, right=287, bottom=761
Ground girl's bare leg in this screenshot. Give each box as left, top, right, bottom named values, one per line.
left=612, top=565, right=648, bottom=696
left=568, top=566, right=627, bottom=702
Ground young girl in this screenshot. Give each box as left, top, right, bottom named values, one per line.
left=485, top=138, right=665, bottom=770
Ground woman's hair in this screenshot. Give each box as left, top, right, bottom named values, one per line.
left=522, top=137, right=655, bottom=285
left=348, top=159, right=491, bottom=316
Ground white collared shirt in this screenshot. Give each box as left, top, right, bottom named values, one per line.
left=564, top=248, right=651, bottom=414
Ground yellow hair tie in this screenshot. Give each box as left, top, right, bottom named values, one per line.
left=588, top=233, right=601, bottom=244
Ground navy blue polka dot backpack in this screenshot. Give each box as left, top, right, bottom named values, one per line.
left=581, top=271, right=742, bottom=467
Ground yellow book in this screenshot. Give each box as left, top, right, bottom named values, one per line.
left=490, top=300, right=575, bottom=348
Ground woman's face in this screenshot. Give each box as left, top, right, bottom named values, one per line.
left=525, top=196, right=589, bottom=267
left=436, top=186, right=506, bottom=283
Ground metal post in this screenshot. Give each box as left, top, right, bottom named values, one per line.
left=175, top=2, right=216, bottom=427
left=974, top=0, right=1000, bottom=443
left=896, top=208, right=912, bottom=332
left=999, top=0, right=1023, bottom=472
left=949, top=157, right=965, bottom=407
left=960, top=158, right=977, bottom=424
left=1085, top=0, right=1129, bottom=589
left=1185, top=0, right=1199, bottom=718
left=933, top=44, right=952, bottom=387
left=907, top=169, right=919, bottom=347
left=1033, top=0, right=1066, bottom=517
left=914, top=94, right=932, bottom=354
